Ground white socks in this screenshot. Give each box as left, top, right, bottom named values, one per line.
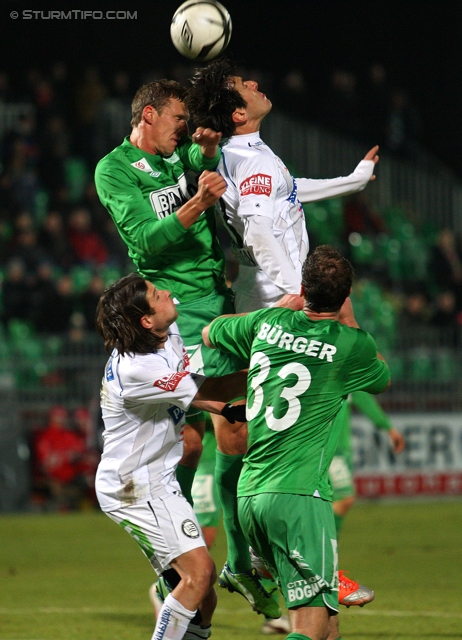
left=151, top=593, right=196, bottom=640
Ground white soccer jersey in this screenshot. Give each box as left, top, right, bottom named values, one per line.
left=218, top=132, right=375, bottom=310
left=95, top=323, right=205, bottom=512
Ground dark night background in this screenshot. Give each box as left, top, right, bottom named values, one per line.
left=1, top=0, right=462, bottom=177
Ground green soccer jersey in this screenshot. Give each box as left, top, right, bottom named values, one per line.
left=208, top=307, right=391, bottom=500
left=95, top=137, right=226, bottom=303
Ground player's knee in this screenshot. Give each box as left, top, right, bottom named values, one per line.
left=214, top=420, right=248, bottom=455
left=185, top=557, right=215, bottom=596
left=180, top=442, right=203, bottom=468
left=180, top=427, right=204, bottom=467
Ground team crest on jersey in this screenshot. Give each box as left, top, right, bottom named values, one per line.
left=167, top=405, right=185, bottom=425
left=154, top=371, right=189, bottom=391
left=181, top=519, right=200, bottom=538
left=240, top=173, right=272, bottom=197
left=131, top=158, right=154, bottom=173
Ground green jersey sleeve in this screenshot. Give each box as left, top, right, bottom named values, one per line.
left=95, top=158, right=189, bottom=257
left=208, top=310, right=265, bottom=363
left=342, top=332, right=390, bottom=395
left=177, top=137, right=221, bottom=172
left=350, top=390, right=392, bottom=430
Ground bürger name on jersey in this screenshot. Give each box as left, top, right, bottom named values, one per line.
left=257, top=322, right=337, bottom=362
left=240, top=173, right=272, bottom=197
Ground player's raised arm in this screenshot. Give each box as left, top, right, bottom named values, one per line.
left=176, top=170, right=227, bottom=228
left=296, top=146, right=380, bottom=203
left=363, top=145, right=379, bottom=180
left=191, top=126, right=223, bottom=158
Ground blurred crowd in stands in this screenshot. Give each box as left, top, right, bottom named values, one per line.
left=1, top=60, right=461, bottom=511
left=0, top=60, right=461, bottom=344
left=30, top=403, right=99, bottom=511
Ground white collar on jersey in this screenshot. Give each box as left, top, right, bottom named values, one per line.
left=226, top=131, right=262, bottom=147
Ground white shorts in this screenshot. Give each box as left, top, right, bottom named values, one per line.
left=105, top=493, right=206, bottom=574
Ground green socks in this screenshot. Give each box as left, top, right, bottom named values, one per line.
left=286, top=634, right=312, bottom=640
left=176, top=464, right=196, bottom=507
left=215, top=450, right=250, bottom=573
left=334, top=513, right=345, bottom=537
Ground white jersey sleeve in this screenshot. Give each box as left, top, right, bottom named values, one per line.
left=296, top=160, right=375, bottom=203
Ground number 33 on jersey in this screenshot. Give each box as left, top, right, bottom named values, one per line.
left=207, top=306, right=390, bottom=498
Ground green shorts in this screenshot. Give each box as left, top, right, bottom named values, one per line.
left=176, top=289, right=247, bottom=424
left=176, top=288, right=246, bottom=377
left=329, top=454, right=354, bottom=502
left=238, top=493, right=338, bottom=612
left=191, top=430, right=220, bottom=528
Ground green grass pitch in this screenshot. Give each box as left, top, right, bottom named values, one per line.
left=1, top=500, right=461, bottom=639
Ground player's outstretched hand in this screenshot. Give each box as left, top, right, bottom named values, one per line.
left=192, top=127, right=222, bottom=158
left=196, top=170, right=227, bottom=209
left=274, top=294, right=305, bottom=310
left=388, top=428, right=406, bottom=454
left=363, top=145, right=379, bottom=180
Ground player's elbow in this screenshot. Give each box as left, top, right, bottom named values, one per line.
left=202, top=325, right=214, bottom=349
left=379, top=377, right=391, bottom=393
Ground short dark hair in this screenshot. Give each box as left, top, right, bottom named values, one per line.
left=302, top=245, right=354, bottom=313
left=96, top=273, right=163, bottom=355
left=186, top=58, right=247, bottom=138
left=131, top=80, right=187, bottom=127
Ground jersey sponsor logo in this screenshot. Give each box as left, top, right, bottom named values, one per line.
left=131, top=158, right=154, bottom=173
left=154, top=371, right=189, bottom=391
left=240, top=173, right=272, bottom=197
left=149, top=172, right=198, bottom=219
left=167, top=405, right=185, bottom=425
left=150, top=184, right=187, bottom=218
left=150, top=171, right=161, bottom=178
left=181, top=519, right=200, bottom=538
left=286, top=575, right=330, bottom=603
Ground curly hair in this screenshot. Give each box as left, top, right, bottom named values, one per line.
left=96, top=273, right=163, bottom=355
left=302, top=245, right=354, bottom=313
left=131, top=79, right=187, bottom=127
left=186, top=58, right=247, bottom=138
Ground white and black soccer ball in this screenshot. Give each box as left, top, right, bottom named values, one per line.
left=170, top=0, right=232, bottom=61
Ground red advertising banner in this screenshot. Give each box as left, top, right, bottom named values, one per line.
left=351, top=414, right=462, bottom=497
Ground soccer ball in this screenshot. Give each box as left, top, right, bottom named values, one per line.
left=170, top=0, right=232, bottom=61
